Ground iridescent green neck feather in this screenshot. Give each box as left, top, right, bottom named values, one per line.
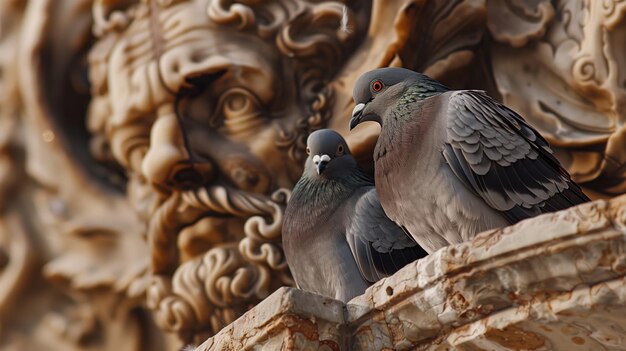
left=391, top=80, right=449, bottom=121
left=289, top=166, right=373, bottom=220
left=405, top=79, right=449, bottom=101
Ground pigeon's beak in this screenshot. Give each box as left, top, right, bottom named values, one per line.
left=316, top=161, right=328, bottom=175
left=349, top=103, right=365, bottom=130
left=313, top=154, right=331, bottom=175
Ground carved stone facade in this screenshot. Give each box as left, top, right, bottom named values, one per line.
left=1, top=0, right=626, bottom=350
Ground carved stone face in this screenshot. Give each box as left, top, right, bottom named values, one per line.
left=167, top=37, right=301, bottom=194
left=87, top=0, right=360, bottom=340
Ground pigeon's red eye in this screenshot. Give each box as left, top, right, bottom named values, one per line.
left=371, top=80, right=383, bottom=92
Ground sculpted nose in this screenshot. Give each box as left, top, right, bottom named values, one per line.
left=142, top=105, right=214, bottom=189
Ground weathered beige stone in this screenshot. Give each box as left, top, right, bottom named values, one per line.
left=199, top=195, right=626, bottom=350
left=348, top=194, right=626, bottom=350
left=195, top=287, right=346, bottom=351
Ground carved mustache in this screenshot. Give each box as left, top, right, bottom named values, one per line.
left=182, top=184, right=274, bottom=218
left=149, top=183, right=288, bottom=274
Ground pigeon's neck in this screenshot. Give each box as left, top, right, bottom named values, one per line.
left=289, top=168, right=372, bottom=221
left=375, top=84, right=446, bottom=167
left=300, top=168, right=373, bottom=200
left=383, top=82, right=447, bottom=128
left=380, top=83, right=448, bottom=132
left=403, top=81, right=449, bottom=104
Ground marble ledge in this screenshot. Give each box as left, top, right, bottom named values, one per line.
left=196, top=194, right=626, bottom=350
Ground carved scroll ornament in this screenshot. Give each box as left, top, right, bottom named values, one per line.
left=488, top=0, right=626, bottom=196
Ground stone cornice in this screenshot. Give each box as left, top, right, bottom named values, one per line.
left=198, top=194, right=626, bottom=350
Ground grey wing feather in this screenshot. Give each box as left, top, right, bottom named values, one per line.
left=443, top=90, right=590, bottom=223
left=346, top=188, right=427, bottom=283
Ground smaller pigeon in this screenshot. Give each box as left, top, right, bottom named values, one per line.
left=282, top=129, right=427, bottom=302
left=349, top=67, right=590, bottom=254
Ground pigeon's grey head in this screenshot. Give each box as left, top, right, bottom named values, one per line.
left=349, top=67, right=446, bottom=130
left=305, top=129, right=355, bottom=178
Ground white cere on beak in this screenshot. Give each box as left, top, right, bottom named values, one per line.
left=313, top=154, right=331, bottom=175
left=352, top=103, right=365, bottom=118
left=313, top=154, right=331, bottom=165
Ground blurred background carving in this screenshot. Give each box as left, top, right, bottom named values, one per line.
left=1, top=0, right=625, bottom=349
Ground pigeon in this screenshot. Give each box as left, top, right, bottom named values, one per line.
left=282, top=129, right=427, bottom=302
left=349, top=67, right=590, bottom=254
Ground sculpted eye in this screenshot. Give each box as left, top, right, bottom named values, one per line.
left=306, top=147, right=311, bottom=155
left=220, top=88, right=260, bottom=119
left=371, top=80, right=383, bottom=92
left=211, top=88, right=264, bottom=132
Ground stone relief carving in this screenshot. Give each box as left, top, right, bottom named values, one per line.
left=1, top=0, right=625, bottom=349
left=488, top=0, right=626, bottom=196
left=87, top=0, right=366, bottom=343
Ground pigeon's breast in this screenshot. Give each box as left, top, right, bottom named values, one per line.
left=286, top=225, right=370, bottom=302
left=398, top=163, right=508, bottom=253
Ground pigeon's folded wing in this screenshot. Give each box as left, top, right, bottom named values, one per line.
left=346, top=189, right=428, bottom=283
left=442, top=90, right=589, bottom=223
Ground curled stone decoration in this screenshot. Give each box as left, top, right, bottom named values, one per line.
left=276, top=87, right=334, bottom=163
left=207, top=0, right=290, bottom=37
left=0, top=1, right=31, bottom=323
left=147, top=186, right=293, bottom=338
left=489, top=0, right=626, bottom=195
left=487, top=0, right=555, bottom=48
left=148, top=186, right=291, bottom=274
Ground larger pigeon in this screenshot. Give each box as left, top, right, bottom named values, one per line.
left=349, top=67, right=590, bottom=254
left=282, top=129, right=427, bottom=302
